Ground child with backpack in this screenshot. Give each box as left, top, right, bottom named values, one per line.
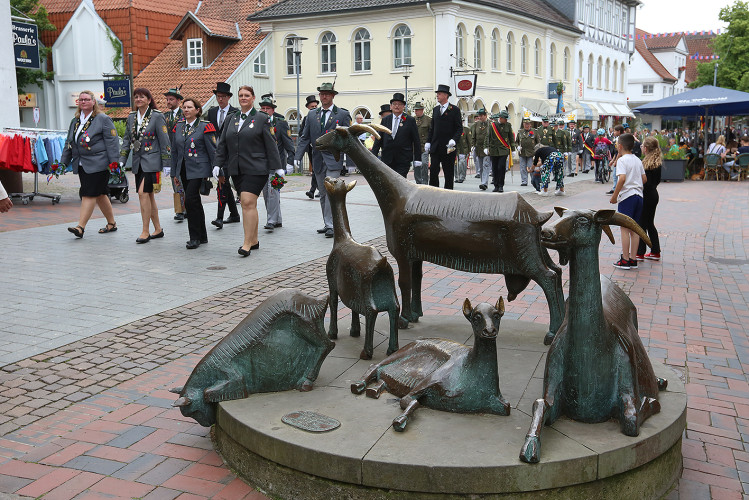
left=593, top=128, right=612, bottom=183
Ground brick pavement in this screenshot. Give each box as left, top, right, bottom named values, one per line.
left=0, top=176, right=747, bottom=498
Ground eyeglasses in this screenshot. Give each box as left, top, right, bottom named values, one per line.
left=78, top=98, right=92, bottom=101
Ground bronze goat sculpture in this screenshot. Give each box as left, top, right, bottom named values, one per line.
left=351, top=297, right=509, bottom=431
left=520, top=208, right=667, bottom=463
left=324, top=177, right=400, bottom=360
left=316, top=124, right=564, bottom=345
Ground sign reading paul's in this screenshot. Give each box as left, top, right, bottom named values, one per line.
left=12, top=21, right=40, bottom=69
left=104, top=80, right=131, bottom=107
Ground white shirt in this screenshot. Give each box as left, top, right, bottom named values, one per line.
left=440, top=104, right=448, bottom=115
left=320, top=107, right=332, bottom=124
left=186, top=119, right=196, bottom=132
left=238, top=111, right=248, bottom=129
left=76, top=111, right=91, bottom=138
left=137, top=109, right=146, bottom=127
left=616, top=153, right=646, bottom=203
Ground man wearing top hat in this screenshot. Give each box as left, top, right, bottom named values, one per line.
left=425, top=84, right=463, bottom=190
left=371, top=92, right=421, bottom=178
left=294, top=82, right=351, bottom=238
left=470, top=108, right=490, bottom=187
left=300, top=95, right=320, bottom=199
left=378, top=104, right=392, bottom=122
left=259, top=94, right=294, bottom=232
left=206, top=82, right=240, bottom=229
left=164, top=87, right=186, bottom=221
left=516, top=116, right=538, bottom=188
left=413, top=102, right=431, bottom=184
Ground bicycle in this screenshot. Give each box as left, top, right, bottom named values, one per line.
left=595, top=157, right=611, bottom=183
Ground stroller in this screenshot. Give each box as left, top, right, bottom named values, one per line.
left=108, top=169, right=129, bottom=203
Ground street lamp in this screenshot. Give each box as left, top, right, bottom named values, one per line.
left=399, top=64, right=413, bottom=111
left=289, top=35, right=307, bottom=172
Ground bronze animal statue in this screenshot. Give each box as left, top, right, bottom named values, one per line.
left=351, top=297, right=509, bottom=431
left=520, top=208, right=668, bottom=463
left=170, top=289, right=334, bottom=426
left=324, top=177, right=400, bottom=360
left=316, top=124, right=564, bottom=345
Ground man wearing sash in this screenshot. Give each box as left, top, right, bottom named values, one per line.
left=484, top=110, right=515, bottom=193
left=164, top=87, right=186, bottom=221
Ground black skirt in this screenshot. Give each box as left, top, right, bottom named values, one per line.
left=78, top=166, right=110, bottom=197
left=135, top=170, right=158, bottom=194
left=232, top=174, right=267, bottom=196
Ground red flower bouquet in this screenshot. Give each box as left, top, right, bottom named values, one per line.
left=270, top=173, right=287, bottom=191
left=46, top=162, right=66, bottom=183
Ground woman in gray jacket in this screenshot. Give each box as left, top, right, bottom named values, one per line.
left=214, top=85, right=282, bottom=257
left=63, top=90, right=120, bottom=238
left=120, top=88, right=171, bottom=243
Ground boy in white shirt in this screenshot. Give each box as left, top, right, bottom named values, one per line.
left=609, top=133, right=646, bottom=270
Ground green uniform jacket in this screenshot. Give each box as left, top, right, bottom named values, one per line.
left=457, top=126, right=472, bottom=155
left=516, top=128, right=538, bottom=158
left=415, top=115, right=432, bottom=154
left=554, top=129, right=571, bottom=153
left=470, top=120, right=489, bottom=157
left=536, top=126, right=555, bottom=146
left=484, top=120, right=515, bottom=156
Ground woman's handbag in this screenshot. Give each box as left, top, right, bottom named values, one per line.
left=199, top=178, right=213, bottom=196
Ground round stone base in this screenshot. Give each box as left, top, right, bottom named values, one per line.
left=215, top=316, right=686, bottom=499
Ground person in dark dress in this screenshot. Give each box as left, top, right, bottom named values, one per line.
left=635, top=136, right=662, bottom=261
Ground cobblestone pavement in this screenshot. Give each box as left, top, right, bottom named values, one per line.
left=0, top=168, right=747, bottom=498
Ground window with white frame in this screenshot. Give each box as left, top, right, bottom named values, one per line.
left=578, top=51, right=584, bottom=80
left=474, top=26, right=483, bottom=70
left=286, top=36, right=300, bottom=75
left=506, top=32, right=514, bottom=72
left=563, top=47, right=570, bottom=81
left=253, top=50, right=267, bottom=75
left=549, top=43, right=556, bottom=79
left=642, top=84, right=653, bottom=95
left=605, top=59, right=610, bottom=89
left=612, top=62, right=618, bottom=91
left=520, top=36, right=528, bottom=74
left=320, top=31, right=337, bottom=74
left=596, top=56, right=602, bottom=88
left=620, top=67, right=625, bottom=92
left=187, top=38, right=203, bottom=68
left=353, top=28, right=371, bottom=72
left=587, top=54, right=593, bottom=87
left=491, top=29, right=499, bottom=70
left=456, top=24, right=465, bottom=67
left=534, top=39, right=542, bottom=76
left=393, top=24, right=412, bottom=68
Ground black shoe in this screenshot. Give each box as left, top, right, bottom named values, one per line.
left=250, top=242, right=260, bottom=250
left=606, top=190, right=614, bottom=195
left=315, top=193, right=320, bottom=198
left=274, top=223, right=282, bottom=228
left=455, top=179, right=464, bottom=183
left=150, top=230, right=164, bottom=239
left=136, top=235, right=151, bottom=244
left=341, top=169, right=348, bottom=176
left=211, top=218, right=223, bottom=229
left=174, top=213, right=185, bottom=221
left=317, top=227, right=327, bottom=233
left=224, top=215, right=240, bottom=224
left=567, top=173, right=574, bottom=177
left=520, top=182, right=527, bottom=186
left=492, top=186, right=500, bottom=192
left=306, top=191, right=314, bottom=199
left=325, top=228, right=334, bottom=238
left=186, top=240, right=201, bottom=249
left=200, top=238, right=208, bottom=244
left=474, top=173, right=481, bottom=178
left=479, top=184, right=487, bottom=190
left=238, top=246, right=251, bottom=257
left=264, top=224, right=275, bottom=231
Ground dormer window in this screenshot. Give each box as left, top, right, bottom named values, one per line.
left=187, top=38, right=203, bottom=68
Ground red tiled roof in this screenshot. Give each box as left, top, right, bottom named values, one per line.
left=643, top=35, right=681, bottom=50
left=635, top=29, right=676, bottom=82
left=684, top=35, right=716, bottom=84
left=172, top=12, right=240, bottom=40
left=42, top=0, right=196, bottom=16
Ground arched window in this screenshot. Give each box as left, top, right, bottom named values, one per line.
left=563, top=47, right=570, bottom=81
left=456, top=24, right=465, bottom=67
left=506, top=32, right=514, bottom=72
left=620, top=66, right=625, bottom=92
left=353, top=28, right=370, bottom=72
left=353, top=107, right=372, bottom=121
left=473, top=26, right=483, bottom=69
left=320, top=31, right=337, bottom=74
left=491, top=29, right=499, bottom=70
left=612, top=61, right=618, bottom=91
left=587, top=54, right=593, bottom=87
left=578, top=51, right=584, bottom=81
left=596, top=56, right=603, bottom=88
left=393, top=24, right=412, bottom=68
left=520, top=35, right=528, bottom=74
left=286, top=36, right=300, bottom=75
left=542, top=40, right=549, bottom=77
left=605, top=58, right=610, bottom=90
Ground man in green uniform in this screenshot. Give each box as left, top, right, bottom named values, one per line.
left=455, top=118, right=472, bottom=183
left=516, top=117, right=537, bottom=187
left=413, top=102, right=431, bottom=184
left=536, top=116, right=555, bottom=146
left=163, top=87, right=185, bottom=221
left=554, top=119, right=572, bottom=179
left=484, top=110, right=515, bottom=193
left=470, top=108, right=489, bottom=186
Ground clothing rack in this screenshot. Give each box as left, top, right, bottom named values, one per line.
left=2, top=126, right=65, bottom=205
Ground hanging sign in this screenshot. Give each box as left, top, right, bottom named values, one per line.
left=104, top=80, right=131, bottom=107
left=454, top=74, right=477, bottom=97
left=12, top=21, right=40, bottom=69
left=18, top=93, right=37, bottom=107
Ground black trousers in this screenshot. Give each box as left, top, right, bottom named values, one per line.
left=387, top=160, right=410, bottom=178
left=307, top=151, right=317, bottom=193
left=216, top=179, right=239, bottom=219
left=429, top=151, right=456, bottom=190
left=181, top=169, right=207, bottom=243
left=491, top=155, right=508, bottom=188
left=637, top=190, right=661, bottom=255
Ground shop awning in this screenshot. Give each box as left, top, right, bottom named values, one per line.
left=614, top=104, right=635, bottom=118
left=575, top=101, right=600, bottom=121
left=597, top=102, right=619, bottom=115
left=518, top=97, right=558, bottom=117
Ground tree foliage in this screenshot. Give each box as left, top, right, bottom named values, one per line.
left=12, top=0, right=55, bottom=90
left=692, top=1, right=749, bottom=91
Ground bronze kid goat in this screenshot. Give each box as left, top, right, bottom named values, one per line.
left=316, top=125, right=564, bottom=345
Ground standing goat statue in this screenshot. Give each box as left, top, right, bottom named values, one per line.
left=325, top=177, right=400, bottom=360
left=351, top=297, right=509, bottom=431
left=316, top=125, right=564, bottom=345
left=520, top=208, right=668, bottom=464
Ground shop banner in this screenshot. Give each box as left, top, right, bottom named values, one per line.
left=104, top=80, right=131, bottom=107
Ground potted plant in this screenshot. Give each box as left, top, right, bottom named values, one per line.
left=661, top=145, right=687, bottom=182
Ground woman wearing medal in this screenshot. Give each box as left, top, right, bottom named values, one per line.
left=120, top=88, right=171, bottom=243
left=171, top=98, right=217, bottom=249
left=214, top=85, right=282, bottom=257
left=62, top=90, right=120, bottom=238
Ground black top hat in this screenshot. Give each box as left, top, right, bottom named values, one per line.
left=164, top=87, right=183, bottom=100
left=435, top=84, right=452, bottom=96
left=213, top=82, right=232, bottom=96
left=390, top=92, right=406, bottom=104
left=305, top=95, right=319, bottom=108
left=379, top=104, right=392, bottom=116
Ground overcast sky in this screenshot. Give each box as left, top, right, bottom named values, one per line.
left=636, top=1, right=729, bottom=33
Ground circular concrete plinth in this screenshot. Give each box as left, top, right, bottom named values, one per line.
left=215, top=316, right=686, bottom=499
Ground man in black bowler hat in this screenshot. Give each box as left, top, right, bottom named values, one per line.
left=425, top=84, right=463, bottom=189
left=301, top=94, right=320, bottom=199
left=163, top=86, right=186, bottom=221
left=378, top=104, right=392, bottom=121
left=371, top=92, right=421, bottom=178
left=206, top=82, right=240, bottom=229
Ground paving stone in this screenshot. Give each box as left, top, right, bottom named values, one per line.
left=63, top=455, right=125, bottom=476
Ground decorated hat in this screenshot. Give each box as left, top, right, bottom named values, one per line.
left=379, top=104, right=392, bottom=116
left=582, top=124, right=590, bottom=129
left=413, top=101, right=425, bottom=110
left=541, top=115, right=549, bottom=122
left=499, top=110, right=509, bottom=119
left=317, top=82, right=338, bottom=95
left=390, top=92, right=406, bottom=104
left=490, top=113, right=501, bottom=119
left=435, top=84, right=452, bottom=96
left=164, top=87, right=183, bottom=100
left=477, top=108, right=487, bottom=115
left=259, top=96, right=276, bottom=108
left=522, top=117, right=531, bottom=123
left=213, top=82, right=232, bottom=96
left=568, top=118, right=576, bottom=124
left=557, top=119, right=566, bottom=125
left=305, top=94, right=319, bottom=108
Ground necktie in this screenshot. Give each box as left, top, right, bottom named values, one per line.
left=392, top=115, right=399, bottom=137
left=320, top=109, right=327, bottom=126
left=219, top=109, right=225, bottom=128
left=240, top=113, right=248, bottom=120
left=441, top=105, right=446, bottom=115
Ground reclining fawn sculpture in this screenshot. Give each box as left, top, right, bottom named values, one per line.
left=351, top=297, right=509, bottom=431
left=520, top=208, right=668, bottom=463
left=316, top=125, right=564, bottom=345
left=325, top=177, right=400, bottom=360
